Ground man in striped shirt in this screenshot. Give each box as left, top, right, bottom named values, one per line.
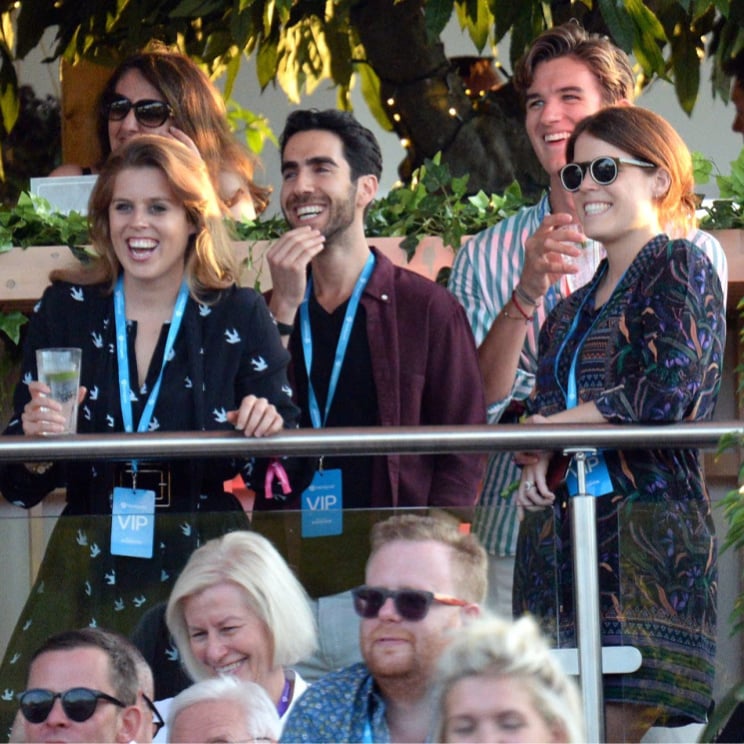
left=448, top=21, right=728, bottom=621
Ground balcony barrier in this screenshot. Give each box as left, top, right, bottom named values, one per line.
left=1, top=421, right=742, bottom=741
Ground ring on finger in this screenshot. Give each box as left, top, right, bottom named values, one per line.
left=524, top=481, right=534, bottom=490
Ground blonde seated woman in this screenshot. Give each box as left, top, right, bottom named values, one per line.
left=431, top=615, right=584, bottom=743
left=155, top=530, right=318, bottom=741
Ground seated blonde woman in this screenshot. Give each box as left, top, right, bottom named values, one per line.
left=431, top=614, right=584, bottom=743
left=156, top=531, right=317, bottom=741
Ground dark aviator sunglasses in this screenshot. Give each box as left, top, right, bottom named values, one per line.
left=104, top=96, right=173, bottom=128
left=351, top=585, right=468, bottom=622
left=559, top=156, right=655, bottom=192
left=18, top=687, right=125, bottom=724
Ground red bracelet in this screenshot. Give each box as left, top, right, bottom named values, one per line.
left=511, top=290, right=533, bottom=321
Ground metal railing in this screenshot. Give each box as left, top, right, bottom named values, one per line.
left=1, top=420, right=741, bottom=740
left=0, top=420, right=740, bottom=462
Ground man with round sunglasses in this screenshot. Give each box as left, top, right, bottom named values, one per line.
left=281, top=513, right=487, bottom=743
left=17, top=627, right=142, bottom=743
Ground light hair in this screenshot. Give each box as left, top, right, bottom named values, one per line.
left=52, top=135, right=239, bottom=302
left=431, top=614, right=585, bottom=743
left=97, top=45, right=270, bottom=214
left=514, top=20, right=636, bottom=106
left=566, top=105, right=696, bottom=236
left=28, top=627, right=139, bottom=707
left=166, top=531, right=317, bottom=680
left=166, top=676, right=281, bottom=743
left=369, top=513, right=487, bottom=603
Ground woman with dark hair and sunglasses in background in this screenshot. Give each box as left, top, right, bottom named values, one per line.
left=513, top=106, right=725, bottom=743
left=51, top=45, right=268, bottom=221
left=162, top=531, right=317, bottom=741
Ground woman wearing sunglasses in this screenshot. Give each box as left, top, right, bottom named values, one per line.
left=513, top=106, right=725, bottom=743
left=0, top=135, right=305, bottom=739
left=162, top=531, right=317, bottom=741
left=51, top=45, right=268, bottom=221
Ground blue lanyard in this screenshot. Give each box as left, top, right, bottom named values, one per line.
left=299, top=252, right=376, bottom=428
left=114, top=276, right=189, bottom=456
left=554, top=264, right=608, bottom=408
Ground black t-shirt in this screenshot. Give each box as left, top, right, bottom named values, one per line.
left=297, top=293, right=378, bottom=509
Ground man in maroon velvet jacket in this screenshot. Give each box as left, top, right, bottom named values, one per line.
left=264, top=108, right=486, bottom=678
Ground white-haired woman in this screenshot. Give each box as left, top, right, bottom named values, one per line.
left=156, top=531, right=317, bottom=740
left=431, top=615, right=584, bottom=743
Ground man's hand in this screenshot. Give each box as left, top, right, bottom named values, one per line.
left=267, top=227, right=326, bottom=323
left=520, top=213, right=584, bottom=300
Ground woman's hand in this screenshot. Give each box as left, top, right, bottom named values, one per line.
left=516, top=451, right=554, bottom=521
left=227, top=395, right=284, bottom=437
left=515, top=414, right=555, bottom=520
left=167, top=126, right=202, bottom=158
left=21, top=382, right=86, bottom=436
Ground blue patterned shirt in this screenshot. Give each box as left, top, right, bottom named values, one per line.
left=280, top=663, right=389, bottom=743
left=448, top=193, right=728, bottom=558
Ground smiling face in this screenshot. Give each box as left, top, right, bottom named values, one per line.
left=107, top=69, right=172, bottom=152
left=524, top=56, right=607, bottom=181
left=569, top=133, right=665, bottom=251
left=279, top=129, right=375, bottom=243
left=443, top=675, right=564, bottom=744
left=182, top=582, right=277, bottom=688
left=360, top=540, right=472, bottom=689
left=108, top=165, right=195, bottom=293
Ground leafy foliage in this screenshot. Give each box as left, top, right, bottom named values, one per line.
left=698, top=149, right=744, bottom=229
left=0, top=193, right=89, bottom=252
left=366, top=154, right=530, bottom=258
left=1, top=1, right=744, bottom=138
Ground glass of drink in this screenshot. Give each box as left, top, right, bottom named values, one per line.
left=35, top=348, right=82, bottom=434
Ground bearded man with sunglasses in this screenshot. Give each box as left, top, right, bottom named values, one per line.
left=17, top=627, right=143, bottom=744
left=280, top=513, right=486, bottom=743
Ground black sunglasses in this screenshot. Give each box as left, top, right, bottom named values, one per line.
left=104, top=96, right=173, bottom=128
left=142, top=693, right=165, bottom=736
left=18, top=687, right=126, bottom=724
left=559, top=156, right=656, bottom=192
left=351, top=585, right=468, bottom=622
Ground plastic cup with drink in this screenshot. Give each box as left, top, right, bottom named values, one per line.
left=35, top=348, right=82, bottom=434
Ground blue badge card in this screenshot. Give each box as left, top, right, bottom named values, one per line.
left=301, top=469, right=343, bottom=538
left=565, top=451, right=613, bottom=497
left=111, top=487, right=156, bottom=558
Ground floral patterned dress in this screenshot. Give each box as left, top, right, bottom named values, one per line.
left=0, top=280, right=303, bottom=737
left=514, top=236, right=725, bottom=725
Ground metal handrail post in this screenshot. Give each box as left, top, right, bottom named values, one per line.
left=569, top=448, right=605, bottom=742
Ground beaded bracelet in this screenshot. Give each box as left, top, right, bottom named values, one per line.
left=502, top=306, right=529, bottom=323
